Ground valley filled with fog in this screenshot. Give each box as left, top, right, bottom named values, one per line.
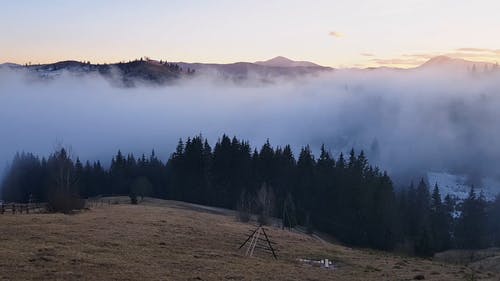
left=1, top=65, right=500, bottom=189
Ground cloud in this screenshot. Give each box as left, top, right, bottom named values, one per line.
left=403, top=52, right=487, bottom=60
left=372, top=53, right=440, bottom=67
left=456, top=47, right=500, bottom=54
left=360, top=53, right=375, bottom=57
left=1, top=66, right=500, bottom=188
left=455, top=48, right=500, bottom=57
left=457, top=47, right=493, bottom=53
left=446, top=52, right=499, bottom=59
left=328, top=31, right=343, bottom=38
left=377, top=49, right=500, bottom=67
left=402, top=53, right=436, bottom=59
left=372, top=58, right=424, bottom=66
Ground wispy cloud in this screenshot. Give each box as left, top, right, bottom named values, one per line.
left=455, top=48, right=500, bottom=56
left=457, top=47, right=492, bottom=53
left=328, top=31, right=343, bottom=38
left=445, top=52, right=499, bottom=59
left=374, top=48, right=500, bottom=67
left=371, top=58, right=424, bottom=66
left=360, top=53, right=375, bottom=57
left=402, top=53, right=436, bottom=59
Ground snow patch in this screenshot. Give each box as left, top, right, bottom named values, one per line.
left=427, top=172, right=500, bottom=201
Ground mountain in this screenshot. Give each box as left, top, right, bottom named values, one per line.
left=16, top=59, right=188, bottom=87
left=177, top=60, right=332, bottom=83
left=418, top=55, right=497, bottom=71
left=0, top=62, right=21, bottom=68
left=7, top=55, right=496, bottom=87
left=255, top=56, right=322, bottom=68
left=175, top=56, right=331, bottom=84
left=14, top=57, right=333, bottom=86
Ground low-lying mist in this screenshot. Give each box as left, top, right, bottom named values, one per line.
left=1, top=66, right=500, bottom=186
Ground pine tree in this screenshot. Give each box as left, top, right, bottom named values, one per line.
left=168, top=139, right=186, bottom=200
left=489, top=195, right=500, bottom=246
left=258, top=139, right=276, bottom=186
left=456, top=186, right=488, bottom=249
left=0, top=134, right=453, bottom=252
left=312, top=145, right=337, bottom=235
left=273, top=144, right=296, bottom=218
left=429, top=184, right=451, bottom=252
left=413, top=179, right=433, bottom=256
left=295, top=145, right=316, bottom=225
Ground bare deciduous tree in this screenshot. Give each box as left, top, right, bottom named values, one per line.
left=47, top=146, right=84, bottom=213
left=257, top=183, right=275, bottom=225
left=236, top=190, right=252, bottom=222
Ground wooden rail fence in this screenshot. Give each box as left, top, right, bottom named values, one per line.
left=0, top=203, right=47, bottom=214
left=86, top=196, right=129, bottom=207
left=0, top=196, right=130, bottom=215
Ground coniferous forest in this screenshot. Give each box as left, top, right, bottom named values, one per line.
left=2, top=134, right=500, bottom=256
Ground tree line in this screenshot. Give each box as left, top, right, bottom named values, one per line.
left=1, top=134, right=500, bottom=255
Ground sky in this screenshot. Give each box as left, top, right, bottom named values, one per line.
left=1, top=0, right=500, bottom=68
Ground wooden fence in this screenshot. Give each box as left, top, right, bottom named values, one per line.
left=86, top=196, right=129, bottom=208
left=0, top=196, right=130, bottom=215
left=0, top=203, right=47, bottom=214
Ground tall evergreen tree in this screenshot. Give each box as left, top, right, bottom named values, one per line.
left=295, top=145, right=316, bottom=226
left=429, top=184, right=452, bottom=252
left=456, top=186, right=488, bottom=249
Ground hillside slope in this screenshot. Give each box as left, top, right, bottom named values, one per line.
left=0, top=198, right=495, bottom=280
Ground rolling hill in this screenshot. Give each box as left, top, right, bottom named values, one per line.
left=0, top=197, right=496, bottom=280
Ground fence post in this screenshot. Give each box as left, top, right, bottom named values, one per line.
left=12, top=204, right=16, bottom=214
left=1, top=204, right=4, bottom=214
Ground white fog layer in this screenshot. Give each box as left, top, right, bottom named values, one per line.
left=1, top=67, right=500, bottom=186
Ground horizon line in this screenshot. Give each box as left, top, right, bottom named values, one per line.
left=1, top=54, right=499, bottom=70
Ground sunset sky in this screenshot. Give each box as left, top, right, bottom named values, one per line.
left=2, top=0, right=500, bottom=68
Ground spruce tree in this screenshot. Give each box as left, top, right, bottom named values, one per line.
left=429, top=184, right=451, bottom=252
left=456, top=186, right=488, bottom=249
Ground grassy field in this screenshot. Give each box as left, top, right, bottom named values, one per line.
left=0, top=198, right=497, bottom=280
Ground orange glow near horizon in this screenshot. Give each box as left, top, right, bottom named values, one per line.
left=2, top=1, right=500, bottom=68
left=5, top=51, right=500, bottom=70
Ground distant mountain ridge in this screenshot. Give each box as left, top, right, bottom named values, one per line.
left=254, top=56, right=323, bottom=68
left=0, top=62, right=22, bottom=68
left=418, top=55, right=497, bottom=70
left=10, top=59, right=189, bottom=87
left=175, top=57, right=332, bottom=84
left=2, top=56, right=498, bottom=86
left=0, top=56, right=333, bottom=86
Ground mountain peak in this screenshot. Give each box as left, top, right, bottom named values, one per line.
left=423, top=56, right=459, bottom=66
left=266, top=56, right=295, bottom=63
left=255, top=56, right=322, bottom=68
left=419, top=55, right=493, bottom=69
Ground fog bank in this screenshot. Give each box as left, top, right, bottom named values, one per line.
left=1, top=67, right=500, bottom=186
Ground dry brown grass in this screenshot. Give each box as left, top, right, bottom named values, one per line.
left=0, top=198, right=497, bottom=280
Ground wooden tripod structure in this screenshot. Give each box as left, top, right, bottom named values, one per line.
left=238, top=225, right=277, bottom=259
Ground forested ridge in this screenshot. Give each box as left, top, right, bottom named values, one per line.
left=2, top=134, right=500, bottom=256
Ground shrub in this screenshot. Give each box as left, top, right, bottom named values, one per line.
left=131, top=177, right=152, bottom=201
left=129, top=192, right=138, bottom=205
left=47, top=189, right=85, bottom=213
